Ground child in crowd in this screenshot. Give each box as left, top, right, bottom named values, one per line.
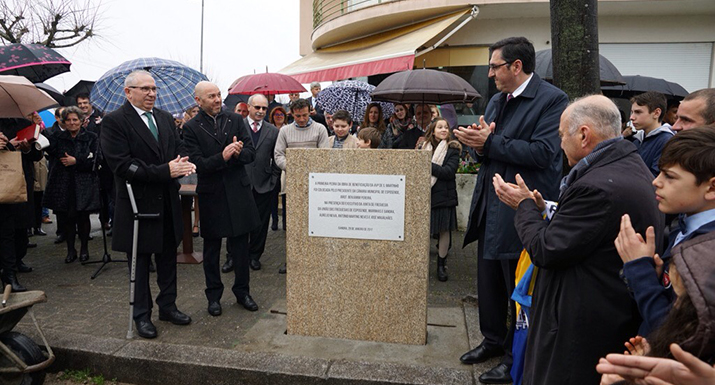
left=615, top=127, right=715, bottom=337
left=630, top=91, right=673, bottom=177
left=328, top=110, right=358, bottom=149
left=421, top=117, right=461, bottom=281
left=356, top=127, right=381, bottom=149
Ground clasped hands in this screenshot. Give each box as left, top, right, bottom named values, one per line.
left=222, top=136, right=243, bottom=161
left=453, top=115, right=494, bottom=153
left=492, top=173, right=545, bottom=211
left=169, top=155, right=196, bottom=178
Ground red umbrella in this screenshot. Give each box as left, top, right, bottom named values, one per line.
left=229, top=72, right=305, bottom=95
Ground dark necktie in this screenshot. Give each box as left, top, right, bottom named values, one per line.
left=143, top=111, right=159, bottom=141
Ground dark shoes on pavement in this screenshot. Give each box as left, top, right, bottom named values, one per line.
left=65, top=250, right=77, bottom=264
left=237, top=294, right=258, bottom=311
left=54, top=234, right=66, bottom=244
left=249, top=259, right=261, bottom=271
left=158, top=309, right=192, bottom=325
left=437, top=256, right=448, bottom=282
left=2, top=273, right=27, bottom=292
left=478, top=363, right=512, bottom=384
left=221, top=257, right=233, bottom=273
left=460, top=345, right=504, bottom=365
left=135, top=319, right=157, bottom=339
left=16, top=262, right=33, bottom=273
left=278, top=263, right=286, bottom=274
left=208, top=302, right=222, bottom=316
left=33, top=228, right=47, bottom=236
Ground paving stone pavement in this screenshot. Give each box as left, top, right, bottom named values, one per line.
left=13, top=214, right=504, bottom=384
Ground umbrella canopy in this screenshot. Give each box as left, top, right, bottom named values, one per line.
left=534, top=49, right=625, bottom=86
left=0, top=75, right=58, bottom=118
left=90, top=57, right=208, bottom=115
left=64, top=80, right=96, bottom=104
left=371, top=69, right=481, bottom=105
left=34, top=82, right=65, bottom=105
left=601, top=75, right=689, bottom=100
left=229, top=72, right=305, bottom=95
left=0, top=44, right=71, bottom=83
left=315, top=80, right=394, bottom=121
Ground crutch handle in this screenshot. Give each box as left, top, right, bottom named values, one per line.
left=2, top=284, right=12, bottom=307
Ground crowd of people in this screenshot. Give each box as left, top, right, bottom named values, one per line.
left=1, top=34, right=714, bottom=385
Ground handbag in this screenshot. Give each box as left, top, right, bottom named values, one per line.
left=0, top=150, right=27, bottom=203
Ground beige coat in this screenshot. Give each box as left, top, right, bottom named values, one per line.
left=328, top=134, right=358, bottom=149
left=33, top=160, right=48, bottom=191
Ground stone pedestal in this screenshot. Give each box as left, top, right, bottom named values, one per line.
left=285, top=148, right=431, bottom=345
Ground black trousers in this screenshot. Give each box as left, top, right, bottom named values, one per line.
left=0, top=204, right=16, bottom=274
left=203, top=234, right=250, bottom=302
left=270, top=180, right=281, bottom=226
left=476, top=221, right=518, bottom=367
left=59, top=211, right=90, bottom=254
left=249, top=189, right=273, bottom=261
left=33, top=191, right=43, bottom=228
left=98, top=166, right=115, bottom=225
left=128, top=204, right=178, bottom=321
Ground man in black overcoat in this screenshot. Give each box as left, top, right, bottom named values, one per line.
left=101, top=70, right=196, bottom=339
left=493, top=95, right=664, bottom=385
left=454, top=37, right=568, bottom=383
left=182, top=81, right=261, bottom=316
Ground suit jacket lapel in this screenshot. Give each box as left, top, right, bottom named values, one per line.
left=123, top=102, right=161, bottom=158
left=155, top=110, right=171, bottom=160
left=244, top=117, right=265, bottom=149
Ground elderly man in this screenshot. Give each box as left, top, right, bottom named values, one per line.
left=102, top=70, right=196, bottom=339
left=183, top=81, right=261, bottom=316
left=274, top=98, right=329, bottom=273
left=672, top=88, right=715, bottom=131
left=493, top=95, right=664, bottom=384
left=454, top=36, right=568, bottom=384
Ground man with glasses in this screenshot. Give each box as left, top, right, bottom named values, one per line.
left=102, top=70, right=196, bottom=339
left=183, top=81, right=261, bottom=316
left=454, top=37, right=568, bottom=384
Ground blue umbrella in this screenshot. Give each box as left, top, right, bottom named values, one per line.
left=91, top=57, right=207, bottom=115
left=315, top=80, right=393, bottom=122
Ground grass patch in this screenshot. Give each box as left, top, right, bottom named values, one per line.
left=59, top=369, right=106, bottom=385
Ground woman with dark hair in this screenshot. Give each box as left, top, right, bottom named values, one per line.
left=380, top=103, right=413, bottom=149
left=270, top=106, right=287, bottom=129
left=361, top=103, right=386, bottom=135
left=43, top=106, right=101, bottom=263
left=598, top=232, right=715, bottom=384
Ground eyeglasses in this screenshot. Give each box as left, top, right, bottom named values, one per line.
left=251, top=105, right=268, bottom=110
left=488, top=61, right=512, bottom=71
left=274, top=113, right=285, bottom=117
left=129, top=86, right=159, bottom=93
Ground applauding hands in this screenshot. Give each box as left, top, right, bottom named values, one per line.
left=222, top=136, right=243, bottom=161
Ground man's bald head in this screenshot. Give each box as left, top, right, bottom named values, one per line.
left=194, top=81, right=222, bottom=116
left=559, top=95, right=622, bottom=166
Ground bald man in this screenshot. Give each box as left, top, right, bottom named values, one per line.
left=183, top=81, right=262, bottom=316
left=493, top=95, right=663, bottom=385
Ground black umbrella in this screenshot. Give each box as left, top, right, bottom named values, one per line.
left=535, top=49, right=625, bottom=86
left=0, top=43, right=71, bottom=83
left=223, top=93, right=249, bottom=112
left=34, top=82, right=65, bottom=105
left=64, top=80, right=95, bottom=105
left=371, top=69, right=480, bottom=105
left=601, top=75, right=689, bottom=100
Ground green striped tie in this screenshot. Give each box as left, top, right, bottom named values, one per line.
left=143, top=111, right=159, bottom=141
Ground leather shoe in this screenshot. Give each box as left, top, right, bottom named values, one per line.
left=249, top=259, right=261, bottom=271
left=33, top=228, right=47, bottom=236
left=460, top=345, right=504, bottom=365
left=2, top=273, right=26, bottom=292
left=478, top=363, right=512, bottom=384
left=16, top=262, right=33, bottom=273
left=158, top=309, right=191, bottom=325
left=135, top=319, right=157, bottom=339
left=54, top=234, right=66, bottom=244
left=278, top=263, right=286, bottom=274
left=237, top=294, right=258, bottom=311
left=65, top=251, right=78, bottom=264
left=208, top=302, right=222, bottom=316
left=26, top=242, right=37, bottom=248
left=221, top=257, right=233, bottom=273
left=79, top=252, right=90, bottom=263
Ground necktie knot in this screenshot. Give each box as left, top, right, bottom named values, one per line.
left=507, top=93, right=514, bottom=102
left=252, top=121, right=259, bottom=133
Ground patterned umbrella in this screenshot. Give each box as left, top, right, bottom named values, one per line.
left=0, top=44, right=71, bottom=83
left=315, top=80, right=393, bottom=122
left=90, top=57, right=208, bottom=115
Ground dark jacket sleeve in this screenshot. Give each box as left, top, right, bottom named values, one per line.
left=101, top=112, right=172, bottom=183
left=226, top=118, right=255, bottom=167
left=431, top=148, right=459, bottom=180
left=182, top=123, right=228, bottom=175
left=515, top=186, right=611, bottom=269
left=483, top=91, right=568, bottom=170
left=622, top=257, right=674, bottom=335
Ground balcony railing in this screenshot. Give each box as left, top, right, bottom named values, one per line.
left=313, top=0, right=396, bottom=29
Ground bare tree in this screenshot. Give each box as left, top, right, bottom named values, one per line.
left=0, top=0, right=101, bottom=48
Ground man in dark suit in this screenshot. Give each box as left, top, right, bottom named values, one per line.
left=305, top=81, right=326, bottom=127
left=454, top=37, right=568, bottom=384
left=101, top=70, right=196, bottom=339
left=183, top=81, right=262, bottom=316
left=493, top=95, right=662, bottom=384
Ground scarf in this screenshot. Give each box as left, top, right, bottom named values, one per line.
left=559, top=137, right=622, bottom=198
left=423, top=140, right=448, bottom=187
left=389, top=116, right=414, bottom=136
